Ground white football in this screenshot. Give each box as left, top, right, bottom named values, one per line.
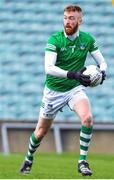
left=83, top=65, right=102, bottom=87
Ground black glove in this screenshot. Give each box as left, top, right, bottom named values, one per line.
left=67, top=67, right=91, bottom=87
left=100, top=70, right=106, bottom=84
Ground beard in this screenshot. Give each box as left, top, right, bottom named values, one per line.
left=64, top=23, right=79, bottom=36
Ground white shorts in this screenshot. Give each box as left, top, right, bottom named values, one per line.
left=39, top=85, right=89, bottom=119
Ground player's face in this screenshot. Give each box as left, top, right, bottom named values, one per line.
left=64, top=11, right=82, bottom=35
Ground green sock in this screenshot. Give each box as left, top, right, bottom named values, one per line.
left=79, top=125, right=93, bottom=161
left=25, top=132, right=43, bottom=162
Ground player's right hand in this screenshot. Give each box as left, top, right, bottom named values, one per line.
left=67, top=67, right=91, bottom=87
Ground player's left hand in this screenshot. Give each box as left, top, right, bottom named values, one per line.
left=100, top=71, right=106, bottom=84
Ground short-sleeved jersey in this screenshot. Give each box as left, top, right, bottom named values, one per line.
left=45, top=30, right=98, bottom=92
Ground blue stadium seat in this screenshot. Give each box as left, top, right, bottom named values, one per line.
left=0, top=0, right=114, bottom=122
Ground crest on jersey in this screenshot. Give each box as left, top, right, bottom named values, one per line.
left=80, top=43, right=86, bottom=50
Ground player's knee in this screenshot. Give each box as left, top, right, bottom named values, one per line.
left=82, top=113, right=93, bottom=127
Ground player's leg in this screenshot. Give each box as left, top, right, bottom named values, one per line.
left=19, top=87, right=66, bottom=174
left=26, top=117, right=53, bottom=162
left=68, top=89, right=93, bottom=176
left=19, top=117, right=53, bottom=174
left=73, top=97, right=93, bottom=160
left=73, top=97, right=93, bottom=176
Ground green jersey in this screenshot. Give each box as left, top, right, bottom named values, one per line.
left=45, top=30, right=98, bottom=92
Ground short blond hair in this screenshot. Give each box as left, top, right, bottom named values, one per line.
left=64, top=5, right=82, bottom=13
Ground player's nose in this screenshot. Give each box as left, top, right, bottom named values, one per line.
left=66, top=22, right=71, bottom=27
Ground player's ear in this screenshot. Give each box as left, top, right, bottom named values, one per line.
left=78, top=17, right=83, bottom=25
left=78, top=12, right=83, bottom=25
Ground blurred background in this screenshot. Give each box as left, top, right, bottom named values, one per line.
left=0, top=0, right=114, bottom=154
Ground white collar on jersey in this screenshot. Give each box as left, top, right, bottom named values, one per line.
left=64, top=29, right=79, bottom=41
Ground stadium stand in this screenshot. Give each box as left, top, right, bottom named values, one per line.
left=0, top=0, right=114, bottom=123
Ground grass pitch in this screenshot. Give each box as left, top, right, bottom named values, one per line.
left=0, top=152, right=114, bottom=179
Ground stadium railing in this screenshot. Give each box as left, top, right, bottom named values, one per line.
left=1, top=121, right=114, bottom=154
